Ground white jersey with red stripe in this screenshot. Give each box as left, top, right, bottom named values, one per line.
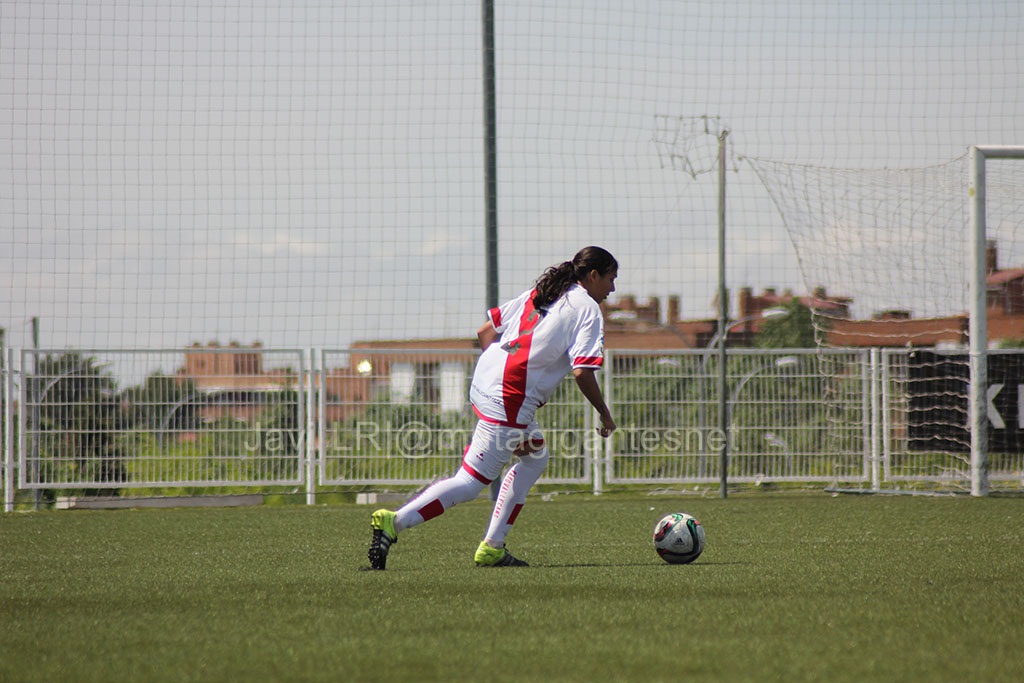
left=470, top=283, right=605, bottom=427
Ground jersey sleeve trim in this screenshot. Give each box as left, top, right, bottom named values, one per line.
left=572, top=356, right=604, bottom=368
left=487, top=306, right=502, bottom=329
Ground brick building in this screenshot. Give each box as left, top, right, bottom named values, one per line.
left=827, top=241, right=1024, bottom=347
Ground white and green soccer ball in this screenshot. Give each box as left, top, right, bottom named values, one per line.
left=653, top=512, right=705, bottom=565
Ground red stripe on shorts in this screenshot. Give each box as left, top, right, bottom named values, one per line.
left=461, top=461, right=493, bottom=485
left=472, top=405, right=528, bottom=429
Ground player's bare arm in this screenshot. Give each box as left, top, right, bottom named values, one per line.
left=573, top=367, right=616, bottom=437
left=477, top=321, right=499, bottom=350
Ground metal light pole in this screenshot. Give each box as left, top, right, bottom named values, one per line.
left=482, top=0, right=501, bottom=502
left=716, top=130, right=730, bottom=498
left=482, top=0, right=498, bottom=313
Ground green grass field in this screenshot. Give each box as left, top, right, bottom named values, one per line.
left=1, top=493, right=1022, bottom=682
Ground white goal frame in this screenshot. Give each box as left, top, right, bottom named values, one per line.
left=968, top=145, right=1024, bottom=496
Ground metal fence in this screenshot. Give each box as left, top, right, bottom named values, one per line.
left=603, top=348, right=872, bottom=487
left=318, top=348, right=479, bottom=487
left=881, top=347, right=1024, bottom=487
left=3, top=346, right=1022, bottom=510
left=8, top=348, right=309, bottom=495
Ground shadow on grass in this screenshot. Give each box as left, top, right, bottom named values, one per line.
left=536, top=561, right=747, bottom=568
left=356, top=562, right=737, bottom=572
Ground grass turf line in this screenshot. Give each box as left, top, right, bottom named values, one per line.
left=1, top=494, right=1022, bottom=682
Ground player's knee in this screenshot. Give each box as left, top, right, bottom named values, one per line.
left=513, top=437, right=546, bottom=457
left=517, top=445, right=549, bottom=469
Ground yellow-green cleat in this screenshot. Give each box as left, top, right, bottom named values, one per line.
left=367, top=509, right=398, bottom=570
left=474, top=540, right=529, bottom=567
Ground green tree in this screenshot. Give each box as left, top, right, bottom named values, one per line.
left=756, top=300, right=818, bottom=348
left=33, top=353, right=125, bottom=489
left=123, top=372, right=201, bottom=435
left=255, top=389, right=302, bottom=457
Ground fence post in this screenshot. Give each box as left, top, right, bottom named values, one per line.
left=317, top=348, right=327, bottom=505
left=305, top=349, right=316, bottom=506
left=880, top=349, right=891, bottom=489
left=3, top=345, right=12, bottom=512
left=869, top=348, right=881, bottom=491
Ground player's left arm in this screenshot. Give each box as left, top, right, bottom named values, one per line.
left=573, top=368, right=616, bottom=437
left=569, top=302, right=614, bottom=436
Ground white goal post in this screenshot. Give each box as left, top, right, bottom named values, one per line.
left=969, top=145, right=1024, bottom=496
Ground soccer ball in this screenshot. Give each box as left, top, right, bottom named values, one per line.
left=653, top=512, right=705, bottom=564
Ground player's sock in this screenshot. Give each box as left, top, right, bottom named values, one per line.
left=483, top=447, right=548, bottom=547
left=394, top=465, right=487, bottom=531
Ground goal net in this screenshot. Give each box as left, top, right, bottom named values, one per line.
left=746, top=153, right=1024, bottom=490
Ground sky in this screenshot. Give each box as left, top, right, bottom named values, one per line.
left=2, top=0, right=1023, bottom=382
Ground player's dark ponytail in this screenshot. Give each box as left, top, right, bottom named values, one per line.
left=533, top=246, right=618, bottom=310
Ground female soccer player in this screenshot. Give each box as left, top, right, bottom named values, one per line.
left=366, top=246, right=618, bottom=569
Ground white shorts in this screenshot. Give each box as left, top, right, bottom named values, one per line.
left=460, top=418, right=546, bottom=484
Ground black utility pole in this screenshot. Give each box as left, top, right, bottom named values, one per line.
left=482, top=0, right=500, bottom=500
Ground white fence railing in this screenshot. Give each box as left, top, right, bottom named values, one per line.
left=601, top=348, right=873, bottom=487
left=3, top=346, right=1021, bottom=509
left=11, top=348, right=309, bottom=492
